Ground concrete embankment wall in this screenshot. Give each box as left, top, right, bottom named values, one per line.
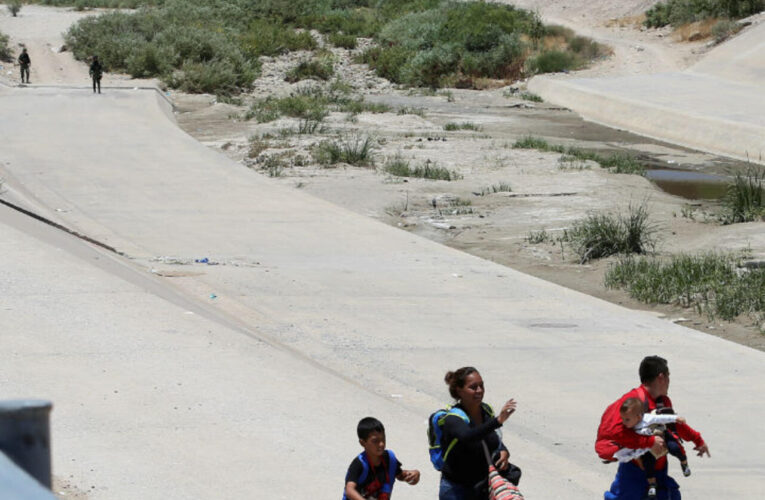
left=529, top=20, right=765, bottom=163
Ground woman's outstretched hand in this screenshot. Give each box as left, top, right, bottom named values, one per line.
left=497, top=399, right=517, bottom=424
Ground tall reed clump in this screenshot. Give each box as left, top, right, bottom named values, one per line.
left=566, top=203, right=657, bottom=263
left=719, top=166, right=765, bottom=224
left=606, top=252, right=765, bottom=321
left=312, top=135, right=376, bottom=167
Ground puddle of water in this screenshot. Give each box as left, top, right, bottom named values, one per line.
left=645, top=168, right=729, bottom=200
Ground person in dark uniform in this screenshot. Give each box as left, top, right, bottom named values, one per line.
left=18, top=48, right=31, bottom=84
left=89, top=55, right=103, bottom=94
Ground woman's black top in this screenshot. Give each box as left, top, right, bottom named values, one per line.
left=441, top=403, right=507, bottom=486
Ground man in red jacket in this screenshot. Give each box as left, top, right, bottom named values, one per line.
left=596, top=356, right=710, bottom=500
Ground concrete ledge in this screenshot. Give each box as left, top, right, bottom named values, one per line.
left=529, top=74, right=765, bottom=164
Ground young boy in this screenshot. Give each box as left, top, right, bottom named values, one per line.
left=615, top=398, right=692, bottom=499
left=343, top=417, right=420, bottom=500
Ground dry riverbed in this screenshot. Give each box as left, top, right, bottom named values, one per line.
left=173, top=41, right=765, bottom=351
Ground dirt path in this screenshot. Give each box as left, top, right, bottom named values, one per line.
left=0, top=4, right=156, bottom=88
left=503, top=0, right=707, bottom=76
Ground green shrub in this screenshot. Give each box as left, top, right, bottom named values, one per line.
left=64, top=5, right=259, bottom=94
left=7, top=1, right=22, bottom=17
left=328, top=32, right=358, bottom=49
left=526, top=50, right=578, bottom=74
left=358, top=45, right=414, bottom=83
left=285, top=58, right=335, bottom=82
left=240, top=20, right=317, bottom=57
left=369, top=2, right=544, bottom=86
left=298, top=7, right=381, bottom=37
left=313, top=140, right=344, bottom=165
left=276, top=93, right=329, bottom=121
left=711, top=18, right=741, bottom=41
left=0, top=32, right=12, bottom=62
left=246, top=98, right=280, bottom=123
left=566, top=204, right=657, bottom=263
left=644, top=0, right=764, bottom=28
left=126, top=43, right=174, bottom=78
left=606, top=252, right=765, bottom=321
left=167, top=58, right=257, bottom=94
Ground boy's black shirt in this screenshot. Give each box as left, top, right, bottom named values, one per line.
left=345, top=451, right=402, bottom=498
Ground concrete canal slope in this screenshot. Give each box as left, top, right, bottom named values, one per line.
left=1, top=85, right=764, bottom=498
left=529, top=19, right=765, bottom=164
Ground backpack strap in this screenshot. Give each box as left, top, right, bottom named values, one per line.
left=356, top=452, right=370, bottom=485
left=342, top=453, right=370, bottom=500
left=381, top=450, right=398, bottom=494
left=481, top=402, right=495, bottom=418
left=438, top=406, right=470, bottom=463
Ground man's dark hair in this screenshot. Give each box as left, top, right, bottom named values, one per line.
left=639, top=355, right=668, bottom=383
left=357, top=417, right=385, bottom=440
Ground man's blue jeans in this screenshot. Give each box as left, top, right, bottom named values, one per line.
left=605, top=461, right=680, bottom=500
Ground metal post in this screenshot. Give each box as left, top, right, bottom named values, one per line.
left=0, top=400, right=53, bottom=489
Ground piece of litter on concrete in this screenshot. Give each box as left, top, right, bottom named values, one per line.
left=670, top=317, right=690, bottom=323
left=667, top=160, right=676, bottom=164
left=184, top=311, right=194, bottom=315
left=390, top=394, right=403, bottom=398
left=133, top=87, right=139, bottom=90
left=452, top=273, right=463, bottom=278
left=209, top=293, right=217, bottom=299
left=195, top=257, right=209, bottom=263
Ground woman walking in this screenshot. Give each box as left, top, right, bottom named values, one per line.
left=439, top=366, right=520, bottom=500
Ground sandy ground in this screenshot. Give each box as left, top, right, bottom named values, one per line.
left=3, top=2, right=762, bottom=355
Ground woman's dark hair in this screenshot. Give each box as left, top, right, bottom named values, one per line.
left=639, top=355, right=668, bottom=383
left=357, top=417, right=385, bottom=440
left=444, top=366, right=479, bottom=400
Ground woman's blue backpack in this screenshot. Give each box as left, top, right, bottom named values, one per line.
left=427, top=406, right=470, bottom=470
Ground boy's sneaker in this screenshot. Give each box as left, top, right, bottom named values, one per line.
left=682, top=464, right=692, bottom=477
left=646, top=485, right=657, bottom=499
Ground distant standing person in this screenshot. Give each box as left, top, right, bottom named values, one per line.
left=89, top=55, right=103, bottom=94
left=18, top=48, right=30, bottom=84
